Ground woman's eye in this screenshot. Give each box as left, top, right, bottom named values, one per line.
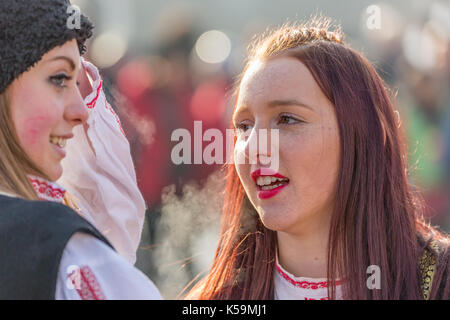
left=277, top=114, right=302, bottom=125
left=50, top=74, right=72, bottom=88
left=234, top=122, right=253, bottom=134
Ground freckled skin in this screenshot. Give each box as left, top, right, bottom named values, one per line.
left=233, top=57, right=341, bottom=236
left=8, top=40, right=88, bottom=181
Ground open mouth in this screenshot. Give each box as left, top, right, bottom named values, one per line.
left=49, top=136, right=67, bottom=148
left=256, top=176, right=290, bottom=190
left=251, top=169, right=290, bottom=199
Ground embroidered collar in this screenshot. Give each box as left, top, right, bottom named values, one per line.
left=275, top=253, right=341, bottom=290
left=28, top=175, right=66, bottom=203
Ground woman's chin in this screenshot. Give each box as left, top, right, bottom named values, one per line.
left=257, top=209, right=294, bottom=232
left=44, top=164, right=63, bottom=182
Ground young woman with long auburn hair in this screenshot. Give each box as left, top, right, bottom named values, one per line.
left=186, top=18, right=449, bottom=300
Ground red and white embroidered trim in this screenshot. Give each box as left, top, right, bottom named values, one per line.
left=105, top=101, right=126, bottom=137
left=70, top=266, right=106, bottom=300
left=28, top=175, right=66, bottom=203
left=86, top=80, right=103, bottom=109
left=85, top=78, right=126, bottom=137
left=275, top=263, right=341, bottom=290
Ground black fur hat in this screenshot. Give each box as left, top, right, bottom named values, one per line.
left=0, top=0, right=94, bottom=93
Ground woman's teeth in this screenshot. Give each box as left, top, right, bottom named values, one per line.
left=256, top=176, right=289, bottom=190
left=49, top=136, right=67, bottom=148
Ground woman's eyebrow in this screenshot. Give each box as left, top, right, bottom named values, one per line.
left=233, top=98, right=314, bottom=122
left=44, top=56, right=76, bottom=71
left=232, top=105, right=250, bottom=123
left=267, top=99, right=314, bottom=111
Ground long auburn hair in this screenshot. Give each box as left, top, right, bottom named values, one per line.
left=186, top=19, right=448, bottom=300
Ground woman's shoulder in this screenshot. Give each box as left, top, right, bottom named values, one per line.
left=0, top=193, right=79, bottom=227
left=0, top=193, right=110, bottom=249
left=418, top=232, right=450, bottom=300
left=56, top=232, right=162, bottom=300
left=0, top=195, right=110, bottom=299
left=429, top=235, right=449, bottom=257
left=0, top=193, right=74, bottom=214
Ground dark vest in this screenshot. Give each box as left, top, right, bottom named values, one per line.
left=0, top=194, right=114, bottom=300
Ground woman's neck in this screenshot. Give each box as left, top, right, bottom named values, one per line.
left=276, top=214, right=331, bottom=279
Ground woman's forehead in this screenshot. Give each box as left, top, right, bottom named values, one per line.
left=237, top=57, right=323, bottom=107
left=39, top=40, right=81, bottom=70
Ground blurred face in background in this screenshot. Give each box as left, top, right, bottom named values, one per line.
left=233, top=56, right=341, bottom=236
left=7, top=40, right=88, bottom=181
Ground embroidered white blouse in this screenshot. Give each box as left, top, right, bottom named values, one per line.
left=55, top=233, right=161, bottom=300
left=274, top=255, right=343, bottom=300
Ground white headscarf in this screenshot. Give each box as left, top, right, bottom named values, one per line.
left=58, top=59, right=146, bottom=265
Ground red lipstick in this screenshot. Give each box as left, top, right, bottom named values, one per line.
left=251, top=169, right=289, bottom=200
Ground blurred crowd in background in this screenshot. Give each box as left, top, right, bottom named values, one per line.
left=72, top=0, right=450, bottom=298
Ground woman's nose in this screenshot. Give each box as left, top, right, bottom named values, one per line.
left=243, top=126, right=275, bottom=166
left=64, top=87, right=89, bottom=126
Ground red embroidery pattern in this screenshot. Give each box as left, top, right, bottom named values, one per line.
left=86, top=80, right=103, bottom=109
left=275, top=263, right=341, bottom=290
left=85, top=78, right=126, bottom=138
left=72, top=266, right=106, bottom=300
left=28, top=176, right=65, bottom=203
left=105, top=101, right=126, bottom=137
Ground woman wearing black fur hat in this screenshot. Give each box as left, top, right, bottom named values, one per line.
left=0, top=0, right=161, bottom=299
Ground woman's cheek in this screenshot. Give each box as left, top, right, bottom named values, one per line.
left=16, top=115, right=51, bottom=152
left=233, top=140, right=253, bottom=190
left=233, top=137, right=246, bottom=167
left=11, top=83, right=55, bottom=146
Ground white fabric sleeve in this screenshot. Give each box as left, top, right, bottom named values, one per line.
left=58, top=59, right=146, bottom=265
left=55, top=233, right=162, bottom=300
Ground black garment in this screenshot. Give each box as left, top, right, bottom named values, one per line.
left=0, top=195, right=114, bottom=300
